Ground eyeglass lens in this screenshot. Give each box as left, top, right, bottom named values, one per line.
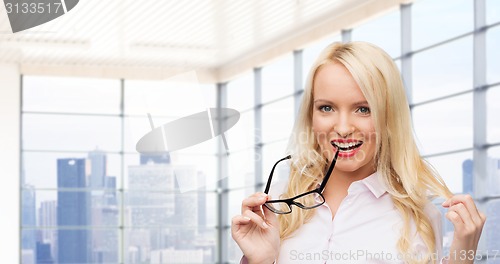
left=264, top=192, right=325, bottom=214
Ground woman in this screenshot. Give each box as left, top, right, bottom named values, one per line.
left=231, top=42, right=486, bottom=264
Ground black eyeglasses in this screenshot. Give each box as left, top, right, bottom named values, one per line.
left=263, top=150, right=339, bottom=214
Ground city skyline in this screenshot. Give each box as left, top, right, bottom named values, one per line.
left=22, top=150, right=215, bottom=264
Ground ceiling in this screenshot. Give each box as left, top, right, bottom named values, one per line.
left=0, top=0, right=408, bottom=82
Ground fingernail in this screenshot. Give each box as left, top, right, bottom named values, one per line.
left=262, top=222, right=269, bottom=229
left=243, top=216, right=251, bottom=221
left=260, top=193, right=268, bottom=199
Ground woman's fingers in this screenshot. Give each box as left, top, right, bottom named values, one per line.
left=443, top=194, right=483, bottom=226
left=443, top=194, right=486, bottom=228
left=445, top=210, right=463, bottom=227
left=231, top=215, right=252, bottom=236
left=234, top=192, right=275, bottom=237
left=231, top=215, right=251, bottom=231
left=444, top=195, right=487, bottom=263
left=231, top=214, right=251, bottom=226
left=243, top=209, right=270, bottom=229
left=449, top=202, right=474, bottom=228
left=241, top=192, right=269, bottom=217
left=442, top=194, right=486, bottom=240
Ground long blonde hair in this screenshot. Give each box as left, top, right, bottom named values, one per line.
left=280, top=42, right=453, bottom=263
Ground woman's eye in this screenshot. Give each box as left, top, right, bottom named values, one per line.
left=357, top=106, right=370, bottom=115
left=319, top=105, right=333, bottom=112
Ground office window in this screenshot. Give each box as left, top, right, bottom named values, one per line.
left=23, top=152, right=122, bottom=189
left=487, top=0, right=500, bottom=25
left=226, top=73, right=255, bottom=154
left=262, top=140, right=289, bottom=184
left=228, top=149, right=255, bottom=189
left=484, top=199, right=500, bottom=253
left=485, top=146, right=500, bottom=196
left=227, top=72, right=254, bottom=111
left=352, top=9, right=401, bottom=58
left=22, top=76, right=122, bottom=264
left=125, top=77, right=210, bottom=117
left=22, top=76, right=121, bottom=114
left=487, top=25, right=500, bottom=84
left=485, top=146, right=500, bottom=254
left=487, top=86, right=500, bottom=144
left=261, top=97, right=294, bottom=144
left=122, top=152, right=218, bottom=192
left=124, top=227, right=217, bottom=263
left=124, top=80, right=218, bottom=263
left=225, top=111, right=254, bottom=152
left=425, top=151, right=472, bottom=194
left=261, top=54, right=294, bottom=103
left=412, top=0, right=473, bottom=50
left=412, top=93, right=473, bottom=156
left=412, top=36, right=473, bottom=104
left=486, top=147, right=500, bottom=196
left=22, top=76, right=217, bottom=264
left=124, top=116, right=176, bottom=153
left=23, top=114, right=122, bottom=152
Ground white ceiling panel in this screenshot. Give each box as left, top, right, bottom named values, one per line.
left=0, top=0, right=406, bottom=81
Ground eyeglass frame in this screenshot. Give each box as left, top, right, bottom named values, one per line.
left=263, top=150, right=339, bottom=214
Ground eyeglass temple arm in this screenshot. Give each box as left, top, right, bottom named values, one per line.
left=318, top=149, right=339, bottom=192
left=264, top=155, right=292, bottom=194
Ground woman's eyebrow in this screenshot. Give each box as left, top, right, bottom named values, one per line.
left=313, top=99, right=334, bottom=105
left=313, top=99, right=368, bottom=107
left=352, top=101, right=369, bottom=106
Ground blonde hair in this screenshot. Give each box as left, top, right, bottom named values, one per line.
left=280, top=42, right=453, bottom=263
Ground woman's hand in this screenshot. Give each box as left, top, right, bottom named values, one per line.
left=441, top=194, right=486, bottom=264
left=231, top=192, right=280, bottom=264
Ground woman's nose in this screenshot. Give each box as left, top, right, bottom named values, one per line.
left=333, top=114, right=354, bottom=138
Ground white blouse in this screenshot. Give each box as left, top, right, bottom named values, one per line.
left=267, top=171, right=445, bottom=264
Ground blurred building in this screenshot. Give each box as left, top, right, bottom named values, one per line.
left=21, top=184, right=37, bottom=262
left=487, top=158, right=500, bottom=195
left=126, top=155, right=175, bottom=262
left=88, top=149, right=107, bottom=189
left=150, top=248, right=204, bottom=263
left=22, top=250, right=35, bottom=264
left=462, top=159, right=473, bottom=195
left=88, top=150, right=119, bottom=263
left=57, top=158, right=90, bottom=263
left=36, top=242, right=54, bottom=264
left=38, top=200, right=57, bottom=261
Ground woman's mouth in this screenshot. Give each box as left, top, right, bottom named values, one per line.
left=330, top=140, right=363, bottom=157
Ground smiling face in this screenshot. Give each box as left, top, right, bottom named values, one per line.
left=312, top=62, right=377, bottom=176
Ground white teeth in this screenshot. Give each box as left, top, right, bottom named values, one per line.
left=332, top=141, right=362, bottom=149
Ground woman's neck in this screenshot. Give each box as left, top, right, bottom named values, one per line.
left=323, top=164, right=376, bottom=197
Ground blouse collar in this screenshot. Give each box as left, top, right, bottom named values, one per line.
left=347, top=171, right=388, bottom=199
